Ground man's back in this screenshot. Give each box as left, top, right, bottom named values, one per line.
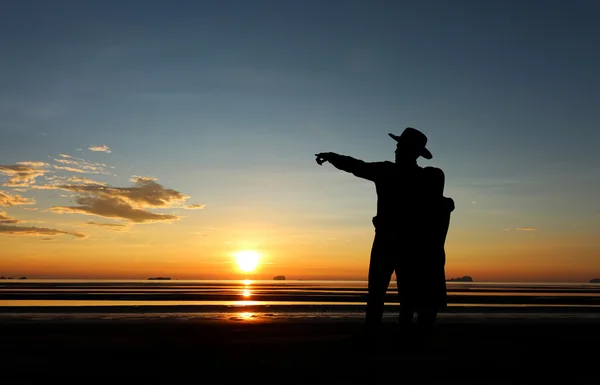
left=365, top=162, right=439, bottom=236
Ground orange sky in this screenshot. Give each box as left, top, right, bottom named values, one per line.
left=2, top=206, right=599, bottom=282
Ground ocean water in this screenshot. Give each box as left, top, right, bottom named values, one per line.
left=1, top=280, right=600, bottom=321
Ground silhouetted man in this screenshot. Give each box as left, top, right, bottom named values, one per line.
left=315, top=127, right=455, bottom=344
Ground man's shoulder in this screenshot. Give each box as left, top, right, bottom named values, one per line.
left=360, top=161, right=397, bottom=178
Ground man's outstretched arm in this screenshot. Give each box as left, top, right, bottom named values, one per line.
left=315, top=152, right=379, bottom=181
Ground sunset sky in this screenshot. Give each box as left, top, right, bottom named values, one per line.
left=1, top=0, right=599, bottom=282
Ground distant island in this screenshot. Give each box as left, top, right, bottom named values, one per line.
left=590, top=279, right=600, bottom=283
left=147, top=277, right=171, bottom=280
left=0, top=276, right=27, bottom=280
left=446, top=276, right=473, bottom=282
left=273, top=275, right=286, bottom=280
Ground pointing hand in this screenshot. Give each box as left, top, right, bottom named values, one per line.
left=315, top=152, right=334, bottom=165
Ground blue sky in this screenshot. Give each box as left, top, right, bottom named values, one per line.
left=1, top=0, right=599, bottom=280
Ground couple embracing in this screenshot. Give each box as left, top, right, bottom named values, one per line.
left=315, top=127, right=455, bottom=348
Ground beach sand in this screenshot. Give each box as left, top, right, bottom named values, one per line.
left=1, top=313, right=598, bottom=382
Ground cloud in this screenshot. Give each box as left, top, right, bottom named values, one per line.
left=46, top=177, right=192, bottom=223
left=3, top=152, right=201, bottom=227
left=51, top=196, right=179, bottom=223
left=0, top=224, right=86, bottom=238
left=53, top=165, right=86, bottom=173
left=88, top=145, right=111, bottom=153
left=45, top=176, right=189, bottom=207
left=68, top=176, right=106, bottom=185
left=131, top=175, right=156, bottom=181
left=0, top=212, right=21, bottom=224
left=17, top=161, right=47, bottom=167
left=51, top=156, right=111, bottom=175
left=0, top=190, right=36, bottom=206
left=186, top=204, right=206, bottom=209
left=0, top=162, right=49, bottom=186
left=84, top=221, right=129, bottom=231
left=516, top=227, right=536, bottom=231
left=503, top=228, right=512, bottom=231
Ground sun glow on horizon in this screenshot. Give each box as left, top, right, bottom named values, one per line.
left=234, top=250, right=261, bottom=273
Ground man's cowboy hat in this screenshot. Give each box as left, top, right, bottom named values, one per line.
left=388, top=127, right=433, bottom=159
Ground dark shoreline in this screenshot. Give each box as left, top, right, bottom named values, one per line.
left=2, top=292, right=600, bottom=302
left=1, top=315, right=598, bottom=381
left=2, top=304, right=600, bottom=314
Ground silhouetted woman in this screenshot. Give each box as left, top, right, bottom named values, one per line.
left=395, top=166, right=455, bottom=341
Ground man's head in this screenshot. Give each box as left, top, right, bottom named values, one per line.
left=388, top=127, right=432, bottom=163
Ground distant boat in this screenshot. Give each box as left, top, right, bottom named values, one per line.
left=273, top=275, right=286, bottom=280
left=446, top=276, right=473, bottom=282
left=590, top=278, right=600, bottom=283
left=147, top=277, right=171, bottom=280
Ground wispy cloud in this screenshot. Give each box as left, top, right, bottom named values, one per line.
left=0, top=212, right=21, bottom=224
left=84, top=221, right=129, bottom=231
left=67, top=176, right=107, bottom=185
left=53, top=165, right=86, bottom=173
left=88, top=145, right=111, bottom=153
left=0, top=190, right=36, bottom=206
left=186, top=204, right=206, bottom=210
left=50, top=197, right=179, bottom=223
left=504, top=227, right=536, bottom=231
left=51, top=155, right=111, bottom=176
left=46, top=176, right=192, bottom=223
left=43, top=176, right=189, bottom=207
left=2, top=151, right=201, bottom=230
left=0, top=162, right=49, bottom=187
left=0, top=224, right=86, bottom=238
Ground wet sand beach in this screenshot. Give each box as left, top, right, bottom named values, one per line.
left=2, top=281, right=599, bottom=382
left=1, top=313, right=598, bottom=383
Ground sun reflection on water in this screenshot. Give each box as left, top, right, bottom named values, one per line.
left=238, top=312, right=256, bottom=320
left=241, top=279, right=252, bottom=298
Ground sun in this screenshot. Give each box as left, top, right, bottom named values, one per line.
left=234, top=250, right=261, bottom=273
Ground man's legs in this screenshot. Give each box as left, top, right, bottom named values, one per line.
left=402, top=306, right=438, bottom=350
left=394, top=259, right=416, bottom=326
left=364, top=233, right=395, bottom=337
left=416, top=307, right=438, bottom=335
left=398, top=304, right=415, bottom=325
left=394, top=275, right=417, bottom=351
